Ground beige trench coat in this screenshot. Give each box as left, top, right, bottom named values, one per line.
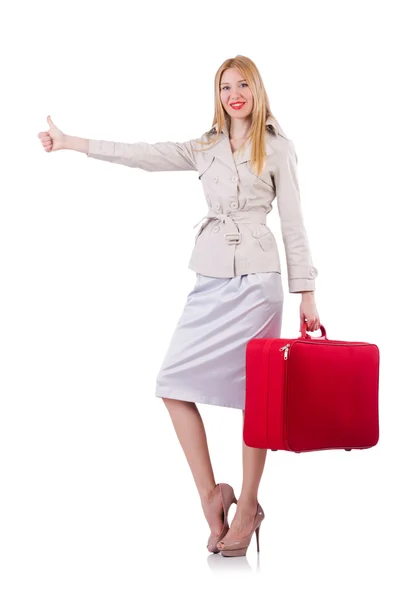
left=86, top=115, right=318, bottom=293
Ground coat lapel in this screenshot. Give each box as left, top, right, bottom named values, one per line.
left=204, top=114, right=280, bottom=170
left=203, top=134, right=235, bottom=172
left=233, top=138, right=254, bottom=165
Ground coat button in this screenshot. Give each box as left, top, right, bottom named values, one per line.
left=213, top=225, right=220, bottom=233
left=310, top=268, right=316, bottom=276
left=232, top=175, right=238, bottom=183
left=252, top=229, right=261, bottom=238
left=212, top=175, right=219, bottom=183
left=230, top=201, right=238, bottom=210
left=215, top=202, right=221, bottom=210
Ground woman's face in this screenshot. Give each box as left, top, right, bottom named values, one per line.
left=220, top=68, right=253, bottom=125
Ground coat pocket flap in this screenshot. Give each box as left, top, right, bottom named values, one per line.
left=244, top=223, right=271, bottom=238
left=243, top=223, right=274, bottom=252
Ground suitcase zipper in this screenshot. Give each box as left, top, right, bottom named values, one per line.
left=279, top=343, right=290, bottom=359
left=280, top=341, right=370, bottom=359
left=279, top=343, right=291, bottom=450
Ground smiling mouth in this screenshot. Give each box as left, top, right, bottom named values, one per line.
left=230, top=102, right=246, bottom=110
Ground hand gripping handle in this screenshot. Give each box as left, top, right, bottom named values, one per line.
left=299, top=322, right=327, bottom=340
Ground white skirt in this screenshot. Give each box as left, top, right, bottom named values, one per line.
left=154, top=272, right=284, bottom=410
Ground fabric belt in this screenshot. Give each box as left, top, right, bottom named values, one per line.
left=193, top=208, right=267, bottom=244
left=193, top=208, right=267, bottom=228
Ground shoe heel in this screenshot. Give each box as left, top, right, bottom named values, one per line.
left=255, top=524, right=261, bottom=552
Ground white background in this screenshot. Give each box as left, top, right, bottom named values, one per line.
left=1, top=0, right=396, bottom=597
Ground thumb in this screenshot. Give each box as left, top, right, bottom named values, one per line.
left=47, top=115, right=55, bottom=129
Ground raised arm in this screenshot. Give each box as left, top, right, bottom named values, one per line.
left=86, top=138, right=198, bottom=172
left=37, top=115, right=198, bottom=172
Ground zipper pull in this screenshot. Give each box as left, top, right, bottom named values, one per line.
left=279, top=343, right=290, bottom=360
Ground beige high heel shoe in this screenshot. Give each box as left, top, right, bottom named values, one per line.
left=217, top=502, right=265, bottom=557
left=206, top=483, right=238, bottom=554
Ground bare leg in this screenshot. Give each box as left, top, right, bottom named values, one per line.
left=217, top=409, right=267, bottom=548
left=162, top=398, right=224, bottom=536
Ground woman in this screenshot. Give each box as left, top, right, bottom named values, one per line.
left=38, top=55, right=320, bottom=558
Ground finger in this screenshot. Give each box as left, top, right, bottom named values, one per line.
left=47, top=115, right=54, bottom=128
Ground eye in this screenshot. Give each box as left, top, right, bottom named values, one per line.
left=221, top=83, right=249, bottom=91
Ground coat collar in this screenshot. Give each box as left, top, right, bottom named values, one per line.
left=211, top=114, right=283, bottom=138
left=205, top=115, right=281, bottom=168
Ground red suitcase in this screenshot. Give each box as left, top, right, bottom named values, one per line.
left=243, top=323, right=380, bottom=453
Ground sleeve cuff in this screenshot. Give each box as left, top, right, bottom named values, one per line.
left=288, top=279, right=316, bottom=293
left=287, top=265, right=318, bottom=293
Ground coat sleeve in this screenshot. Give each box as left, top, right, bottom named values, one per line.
left=86, top=138, right=198, bottom=172
left=274, top=139, right=319, bottom=293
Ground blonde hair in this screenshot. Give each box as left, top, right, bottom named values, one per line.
left=194, top=55, right=277, bottom=178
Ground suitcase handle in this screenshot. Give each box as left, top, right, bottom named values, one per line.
left=299, top=322, right=327, bottom=340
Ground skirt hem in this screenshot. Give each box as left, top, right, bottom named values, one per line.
left=154, top=387, right=243, bottom=410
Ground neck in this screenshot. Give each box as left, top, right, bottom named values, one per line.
left=229, top=117, right=252, bottom=140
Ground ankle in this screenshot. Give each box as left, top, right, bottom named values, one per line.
left=199, top=483, right=218, bottom=503
left=237, top=495, right=258, bottom=510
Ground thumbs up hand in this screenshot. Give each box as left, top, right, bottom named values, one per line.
left=37, top=115, right=66, bottom=152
